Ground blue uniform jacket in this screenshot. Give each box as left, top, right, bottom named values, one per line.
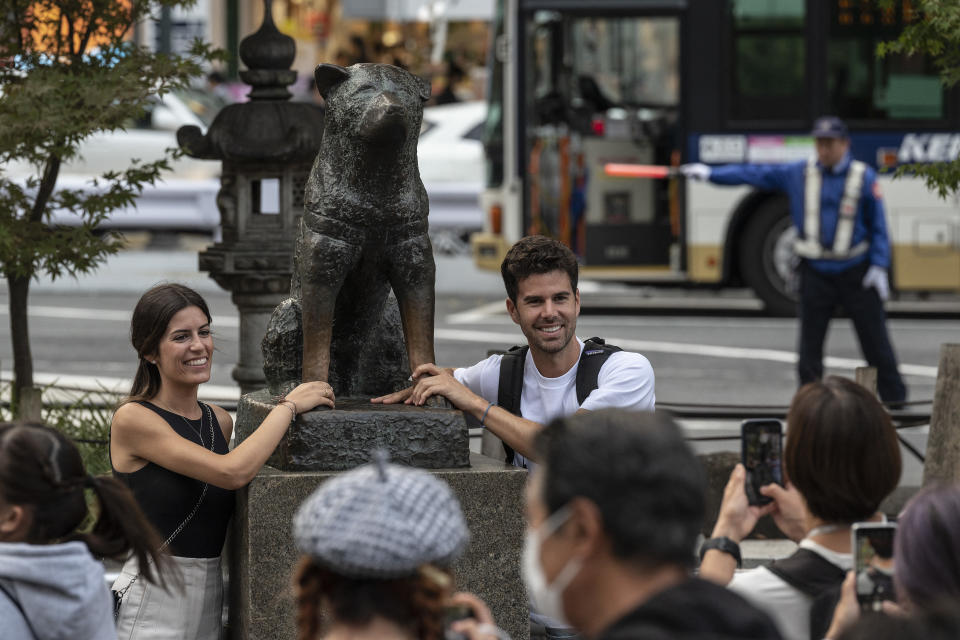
left=709, top=155, right=891, bottom=274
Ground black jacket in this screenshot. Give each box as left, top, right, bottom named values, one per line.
left=598, top=577, right=783, bottom=640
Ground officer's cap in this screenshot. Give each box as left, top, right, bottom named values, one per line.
left=811, top=116, right=849, bottom=139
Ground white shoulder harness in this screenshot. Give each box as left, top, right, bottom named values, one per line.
left=794, top=158, right=869, bottom=260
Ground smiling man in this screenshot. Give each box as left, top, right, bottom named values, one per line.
left=373, top=235, right=655, bottom=469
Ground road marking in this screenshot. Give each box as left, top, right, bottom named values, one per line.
left=446, top=301, right=959, bottom=331
left=433, top=328, right=938, bottom=378
left=2, top=370, right=240, bottom=401
left=0, top=305, right=939, bottom=381
left=446, top=300, right=507, bottom=323
left=5, top=324, right=936, bottom=399
left=0, top=305, right=239, bottom=328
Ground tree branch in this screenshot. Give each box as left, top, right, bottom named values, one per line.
left=30, top=153, right=61, bottom=223
left=77, top=1, right=101, bottom=57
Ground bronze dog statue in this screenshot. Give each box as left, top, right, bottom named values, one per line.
left=292, top=62, right=435, bottom=395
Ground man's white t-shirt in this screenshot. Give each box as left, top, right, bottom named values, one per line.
left=728, top=540, right=852, bottom=640
left=453, top=337, right=656, bottom=468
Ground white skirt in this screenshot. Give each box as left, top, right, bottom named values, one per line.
left=113, top=555, right=223, bottom=640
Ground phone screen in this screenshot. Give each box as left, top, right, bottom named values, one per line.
left=741, top=419, right=783, bottom=506
left=853, top=523, right=897, bottom=612
left=443, top=604, right=475, bottom=626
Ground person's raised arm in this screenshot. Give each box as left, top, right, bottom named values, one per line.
left=707, top=162, right=794, bottom=192
left=699, top=464, right=774, bottom=584
left=377, top=363, right=544, bottom=461
left=112, top=381, right=334, bottom=490
left=470, top=403, right=543, bottom=461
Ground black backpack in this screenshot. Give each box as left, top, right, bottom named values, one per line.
left=766, top=548, right=846, bottom=640
left=496, top=337, right=621, bottom=464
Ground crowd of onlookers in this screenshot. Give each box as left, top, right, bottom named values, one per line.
left=1, top=374, right=958, bottom=639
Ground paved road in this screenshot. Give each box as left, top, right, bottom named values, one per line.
left=1, top=249, right=949, bottom=402
left=0, top=248, right=949, bottom=487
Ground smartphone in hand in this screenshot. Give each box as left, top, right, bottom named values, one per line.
left=443, top=604, right=475, bottom=626
left=740, top=419, right=784, bottom=506
left=852, top=522, right=897, bottom=612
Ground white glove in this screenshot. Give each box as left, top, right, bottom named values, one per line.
left=862, top=265, right=890, bottom=301
left=680, top=163, right=711, bottom=181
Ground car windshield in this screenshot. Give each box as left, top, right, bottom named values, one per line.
left=175, top=88, right=229, bottom=128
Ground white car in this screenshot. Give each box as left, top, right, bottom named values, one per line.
left=5, top=93, right=487, bottom=243
left=6, top=89, right=221, bottom=181
left=417, top=100, right=487, bottom=252
left=4, top=89, right=223, bottom=233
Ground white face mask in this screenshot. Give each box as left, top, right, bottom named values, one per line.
left=521, top=504, right=584, bottom=626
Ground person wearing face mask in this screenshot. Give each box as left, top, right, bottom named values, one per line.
left=523, top=409, right=783, bottom=640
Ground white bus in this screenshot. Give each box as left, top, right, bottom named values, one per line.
left=471, top=0, right=960, bottom=314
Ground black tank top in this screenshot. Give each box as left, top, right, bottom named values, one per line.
left=113, top=401, right=235, bottom=558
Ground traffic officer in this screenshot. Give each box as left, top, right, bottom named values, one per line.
left=681, top=116, right=906, bottom=404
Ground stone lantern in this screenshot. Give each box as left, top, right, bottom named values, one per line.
left=177, top=0, right=323, bottom=394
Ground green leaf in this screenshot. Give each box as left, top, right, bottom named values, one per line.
left=0, top=0, right=220, bottom=396
left=876, top=0, right=960, bottom=197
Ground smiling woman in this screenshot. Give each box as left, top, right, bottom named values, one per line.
left=109, top=283, right=334, bottom=639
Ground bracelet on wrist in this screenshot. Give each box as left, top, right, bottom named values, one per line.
left=479, top=401, right=494, bottom=428
left=699, top=536, right=742, bottom=568
left=276, top=399, right=296, bottom=422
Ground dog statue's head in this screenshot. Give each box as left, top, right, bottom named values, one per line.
left=315, top=63, right=431, bottom=151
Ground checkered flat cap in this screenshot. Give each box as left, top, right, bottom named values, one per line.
left=293, top=457, right=470, bottom=579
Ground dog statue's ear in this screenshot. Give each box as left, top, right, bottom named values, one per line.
left=314, top=64, right=350, bottom=99
left=417, top=75, right=432, bottom=102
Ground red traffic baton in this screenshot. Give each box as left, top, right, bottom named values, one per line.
left=604, top=163, right=678, bottom=179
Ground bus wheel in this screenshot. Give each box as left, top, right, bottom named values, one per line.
left=739, top=197, right=798, bottom=317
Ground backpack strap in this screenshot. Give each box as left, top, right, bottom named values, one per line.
left=575, top=337, right=622, bottom=404
left=496, top=344, right=528, bottom=464
left=496, top=338, right=621, bottom=464
left=766, top=548, right=847, bottom=596
left=766, top=547, right=847, bottom=640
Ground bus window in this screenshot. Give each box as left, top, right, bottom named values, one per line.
left=827, top=2, right=944, bottom=121
left=483, top=0, right=505, bottom=188
left=569, top=18, right=678, bottom=108
left=729, top=0, right=806, bottom=122
left=522, top=10, right=679, bottom=263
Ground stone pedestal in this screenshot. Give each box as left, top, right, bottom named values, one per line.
left=236, top=389, right=470, bottom=470
left=229, top=454, right=529, bottom=640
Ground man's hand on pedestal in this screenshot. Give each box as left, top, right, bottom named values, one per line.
left=404, top=363, right=483, bottom=411
left=370, top=386, right=414, bottom=404
left=370, top=364, right=465, bottom=407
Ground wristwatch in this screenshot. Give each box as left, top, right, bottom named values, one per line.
left=699, top=536, right=742, bottom=568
